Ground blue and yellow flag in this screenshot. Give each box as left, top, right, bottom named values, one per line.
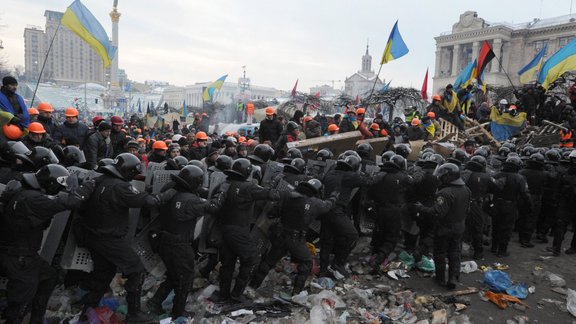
left=454, top=60, right=477, bottom=89
left=380, top=20, right=409, bottom=64
left=61, top=0, right=117, bottom=67
left=489, top=107, right=527, bottom=141
left=518, top=44, right=547, bottom=84
left=538, top=38, right=576, bottom=89
left=202, top=75, right=228, bottom=102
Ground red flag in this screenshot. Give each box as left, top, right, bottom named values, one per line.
left=314, top=91, right=321, bottom=98
left=291, top=79, right=299, bottom=98
left=476, top=41, right=496, bottom=78
left=355, top=95, right=360, bottom=105
left=420, top=67, right=429, bottom=101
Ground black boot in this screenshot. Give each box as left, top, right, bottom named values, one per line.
left=497, top=243, right=510, bottom=257
left=292, top=275, right=307, bottom=296
left=146, top=281, right=172, bottom=315
left=125, top=273, right=158, bottom=324
left=231, top=278, right=251, bottom=303
left=446, top=276, right=457, bottom=290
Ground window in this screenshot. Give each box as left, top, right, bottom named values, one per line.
left=559, top=37, right=572, bottom=48
left=534, top=40, right=549, bottom=54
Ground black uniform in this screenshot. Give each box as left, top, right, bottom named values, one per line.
left=0, top=181, right=92, bottom=323
left=536, top=162, right=560, bottom=241
left=406, top=166, right=438, bottom=258
left=250, top=192, right=334, bottom=294
left=147, top=188, right=214, bottom=317
left=518, top=165, right=550, bottom=246
left=462, top=170, right=499, bottom=258
left=320, top=168, right=373, bottom=275
left=78, top=173, right=175, bottom=314
left=552, top=166, right=576, bottom=254
left=492, top=170, right=531, bottom=256
left=369, top=166, right=413, bottom=267
left=110, top=129, right=126, bottom=157
left=420, top=180, right=471, bottom=286
left=212, top=179, right=280, bottom=300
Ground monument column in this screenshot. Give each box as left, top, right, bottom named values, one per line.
left=472, top=41, right=481, bottom=60
left=110, top=4, right=121, bottom=89
left=451, top=44, right=461, bottom=76
left=435, top=47, right=442, bottom=77
left=491, top=39, right=502, bottom=73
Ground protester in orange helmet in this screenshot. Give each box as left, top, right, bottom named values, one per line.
left=406, top=118, right=425, bottom=141
left=327, top=123, right=339, bottom=135
left=259, top=106, right=282, bottom=145
left=22, top=122, right=57, bottom=149
left=148, top=140, right=168, bottom=163
left=53, top=107, right=89, bottom=148
left=28, top=108, right=39, bottom=122
left=190, top=131, right=210, bottom=160
left=2, top=124, right=23, bottom=140
left=36, top=102, right=57, bottom=135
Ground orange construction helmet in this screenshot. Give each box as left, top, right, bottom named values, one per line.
left=370, top=123, right=380, bottom=131
left=28, top=122, right=46, bottom=134
left=265, top=107, right=275, bottom=115
left=152, top=140, right=168, bottom=150
left=411, top=118, right=421, bottom=126
left=247, top=139, right=254, bottom=146
left=380, top=129, right=389, bottom=136
left=28, top=107, right=39, bottom=116
left=509, top=105, right=517, bottom=110
left=65, top=107, right=79, bottom=117
left=196, top=131, right=208, bottom=140
left=304, top=116, right=313, bottom=122
left=37, top=102, right=54, bottom=113
left=328, top=124, right=339, bottom=132
left=356, top=108, right=366, bottom=115
left=432, top=95, right=441, bottom=101
left=427, top=111, right=436, bottom=119
left=2, top=124, right=23, bottom=140
left=137, top=137, right=146, bottom=143
left=238, top=136, right=246, bottom=143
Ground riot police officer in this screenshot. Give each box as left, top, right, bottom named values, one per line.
left=0, top=164, right=94, bottom=324
left=250, top=179, right=336, bottom=295
left=518, top=153, right=550, bottom=248
left=78, top=153, right=176, bottom=323
left=551, top=150, right=576, bottom=256
left=147, top=166, right=218, bottom=317
left=416, top=163, right=471, bottom=289
left=210, top=158, right=281, bottom=302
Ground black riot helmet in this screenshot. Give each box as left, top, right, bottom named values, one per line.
left=187, top=160, right=204, bottom=169
left=97, top=158, right=115, bottom=168
left=316, top=149, right=333, bottom=162
left=497, top=146, right=511, bottom=158
left=23, top=163, right=70, bottom=195
left=425, top=153, right=445, bottom=167
left=521, top=146, right=535, bottom=157
left=503, top=156, right=523, bottom=172
left=215, top=155, right=233, bottom=171
left=394, top=144, right=411, bottom=158
left=173, top=156, right=189, bottom=169
left=545, top=149, right=561, bottom=162
left=336, top=155, right=361, bottom=171
left=355, top=143, right=373, bottom=159
left=338, top=150, right=360, bottom=161
left=526, top=153, right=545, bottom=167
left=286, top=121, right=299, bottom=133
left=225, top=158, right=253, bottom=180
left=383, top=154, right=407, bottom=171
left=248, top=144, right=274, bottom=164
left=466, top=155, right=487, bottom=172
left=285, top=157, right=306, bottom=174
left=296, top=178, right=323, bottom=197
left=381, top=151, right=396, bottom=163
left=434, top=162, right=464, bottom=185
left=473, top=148, right=489, bottom=158
left=281, top=147, right=303, bottom=164
left=171, top=165, right=204, bottom=192
left=17, top=146, right=60, bottom=171
left=102, top=153, right=142, bottom=181
left=62, top=145, right=86, bottom=167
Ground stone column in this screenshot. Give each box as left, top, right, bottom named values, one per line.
left=491, top=39, right=502, bottom=73
left=472, top=41, right=481, bottom=60
left=451, top=44, right=461, bottom=76
left=435, top=48, right=442, bottom=77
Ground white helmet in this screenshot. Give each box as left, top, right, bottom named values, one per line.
left=172, top=134, right=183, bottom=142
left=499, top=99, right=508, bottom=105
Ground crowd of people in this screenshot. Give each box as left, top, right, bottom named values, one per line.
left=1, top=74, right=576, bottom=323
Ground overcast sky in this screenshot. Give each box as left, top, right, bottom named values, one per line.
left=0, top=0, right=573, bottom=92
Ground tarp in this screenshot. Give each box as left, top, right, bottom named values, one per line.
left=489, top=107, right=527, bottom=141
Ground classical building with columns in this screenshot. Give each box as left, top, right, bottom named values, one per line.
left=433, top=11, right=576, bottom=93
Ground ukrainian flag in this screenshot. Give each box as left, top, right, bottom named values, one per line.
left=380, top=20, right=409, bottom=64
left=489, top=107, right=527, bottom=141
left=518, top=44, right=547, bottom=84
left=61, top=0, right=117, bottom=68
left=202, top=75, right=228, bottom=102
left=453, top=60, right=477, bottom=89
left=538, top=38, right=576, bottom=89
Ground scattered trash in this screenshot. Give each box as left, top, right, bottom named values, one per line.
left=416, top=256, right=435, bottom=273
left=567, top=288, right=576, bottom=317
left=484, top=291, right=529, bottom=310
left=460, top=261, right=478, bottom=274
left=546, top=272, right=566, bottom=288
left=399, top=251, right=415, bottom=269
left=493, top=263, right=509, bottom=270
left=230, top=309, right=253, bottom=317
left=484, top=270, right=513, bottom=292
left=551, top=287, right=568, bottom=295
left=506, top=283, right=529, bottom=300
left=311, top=277, right=336, bottom=290
left=528, top=286, right=536, bottom=294
left=387, top=269, right=411, bottom=280
left=431, top=309, right=447, bottom=324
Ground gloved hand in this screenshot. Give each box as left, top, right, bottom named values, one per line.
left=74, top=179, right=96, bottom=200
left=9, top=115, right=22, bottom=126
left=158, top=188, right=177, bottom=204
left=66, top=173, right=80, bottom=192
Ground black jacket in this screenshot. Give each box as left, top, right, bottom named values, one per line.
left=110, top=130, right=126, bottom=157
left=36, top=114, right=58, bottom=136
left=324, top=168, right=374, bottom=206
left=370, top=167, right=413, bottom=206
left=22, top=134, right=57, bottom=150
left=53, top=121, right=89, bottom=148
left=85, top=132, right=112, bottom=169
left=279, top=192, right=334, bottom=231
left=422, top=182, right=471, bottom=236
left=259, top=118, right=283, bottom=144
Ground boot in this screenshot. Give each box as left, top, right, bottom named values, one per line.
left=497, top=243, right=510, bottom=257
left=292, top=275, right=307, bottom=296
left=446, top=276, right=457, bottom=290
left=210, top=278, right=231, bottom=303
left=125, top=273, right=158, bottom=324
left=146, top=282, right=171, bottom=315
left=231, top=278, right=251, bottom=303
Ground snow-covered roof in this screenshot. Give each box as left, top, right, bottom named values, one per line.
left=489, top=14, right=576, bottom=31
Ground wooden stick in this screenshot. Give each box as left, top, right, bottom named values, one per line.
left=542, top=120, right=568, bottom=132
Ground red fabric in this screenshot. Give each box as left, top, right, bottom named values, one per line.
left=476, top=41, right=496, bottom=77
left=421, top=68, right=429, bottom=101
left=291, top=79, right=299, bottom=98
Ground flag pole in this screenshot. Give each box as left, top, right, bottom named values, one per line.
left=367, top=64, right=384, bottom=105
left=30, top=20, right=61, bottom=108
left=494, top=55, right=517, bottom=92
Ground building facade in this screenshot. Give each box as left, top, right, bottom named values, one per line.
left=24, top=10, right=108, bottom=85
left=344, top=44, right=383, bottom=97
left=433, top=11, right=576, bottom=93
